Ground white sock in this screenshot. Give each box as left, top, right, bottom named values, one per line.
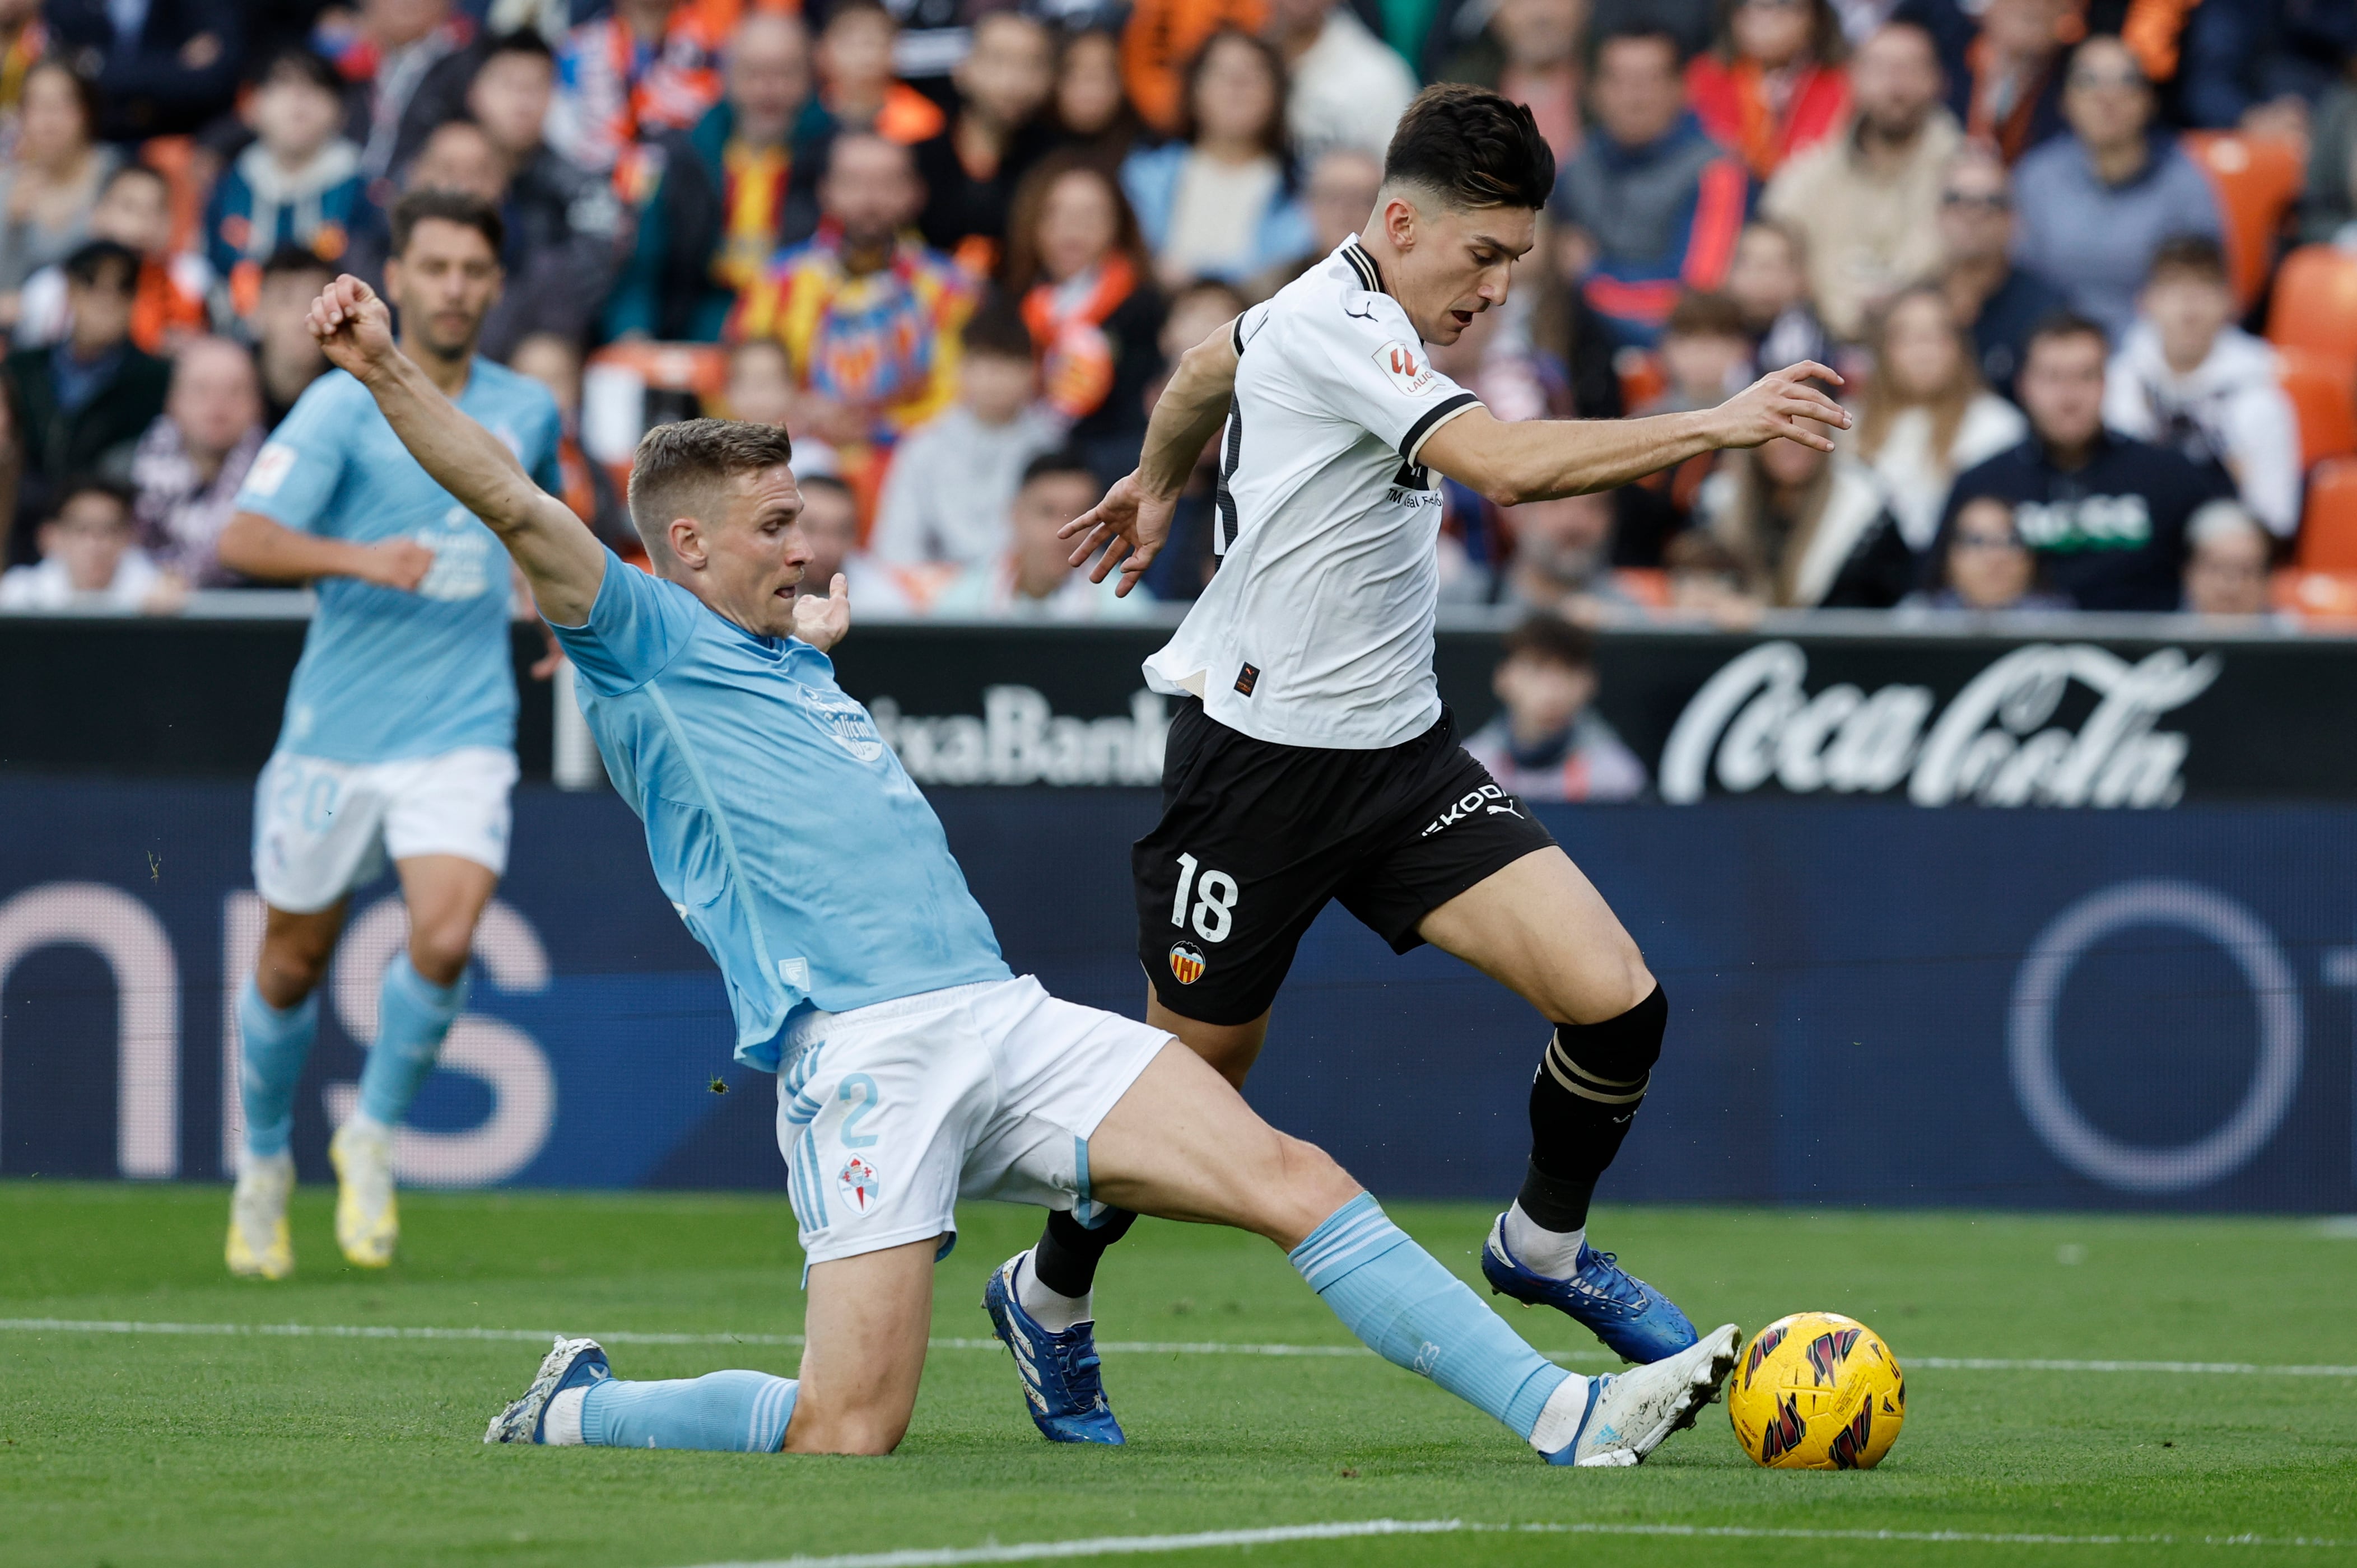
left=343, top=1111, right=394, bottom=1140
left=1015, top=1250, right=1092, bottom=1333
left=1527, top=1370, right=1599, bottom=1455
left=1502, top=1203, right=1585, bottom=1280
left=542, top=1385, right=588, bottom=1445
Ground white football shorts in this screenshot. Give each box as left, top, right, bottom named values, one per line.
left=775, top=976, right=1170, bottom=1271
left=251, top=746, right=519, bottom=913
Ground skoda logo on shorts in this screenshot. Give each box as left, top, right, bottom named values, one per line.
left=1168, top=941, right=1207, bottom=985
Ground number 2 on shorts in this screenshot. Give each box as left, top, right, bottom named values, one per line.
left=1170, top=852, right=1238, bottom=944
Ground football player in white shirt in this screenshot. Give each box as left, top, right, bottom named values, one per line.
left=974, top=85, right=1849, bottom=1444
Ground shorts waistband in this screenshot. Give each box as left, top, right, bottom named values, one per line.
left=779, top=978, right=1009, bottom=1054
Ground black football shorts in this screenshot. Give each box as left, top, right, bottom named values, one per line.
left=1133, top=698, right=1558, bottom=1026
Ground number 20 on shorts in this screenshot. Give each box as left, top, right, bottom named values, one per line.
left=1171, top=853, right=1238, bottom=942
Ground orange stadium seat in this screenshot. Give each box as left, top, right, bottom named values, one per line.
left=2299, top=455, right=2357, bottom=572
left=2276, top=346, right=2357, bottom=469
left=2266, top=245, right=2357, bottom=370
left=2272, top=567, right=2357, bottom=627
left=2184, top=132, right=2303, bottom=309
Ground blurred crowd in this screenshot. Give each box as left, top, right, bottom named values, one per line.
left=0, top=0, right=2353, bottom=631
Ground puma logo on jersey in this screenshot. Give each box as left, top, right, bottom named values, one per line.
left=1372, top=340, right=1441, bottom=396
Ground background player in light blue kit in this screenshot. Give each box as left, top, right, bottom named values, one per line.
left=216, top=190, right=563, bottom=1278
left=300, top=269, right=1743, bottom=1467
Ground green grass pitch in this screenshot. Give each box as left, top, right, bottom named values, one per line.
left=2, top=1181, right=2354, bottom=1568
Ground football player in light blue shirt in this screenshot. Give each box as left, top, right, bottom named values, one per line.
left=216, top=191, right=563, bottom=1281
left=304, top=269, right=1739, bottom=1468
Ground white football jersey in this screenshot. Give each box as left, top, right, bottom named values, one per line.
left=1142, top=236, right=1483, bottom=749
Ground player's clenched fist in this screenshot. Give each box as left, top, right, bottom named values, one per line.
left=1709, top=361, right=1851, bottom=453
left=306, top=275, right=398, bottom=380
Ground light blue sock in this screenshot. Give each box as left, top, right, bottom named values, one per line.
left=1291, top=1193, right=1574, bottom=1441
left=237, top=979, right=319, bottom=1159
left=579, top=1372, right=798, bottom=1452
left=356, top=954, right=467, bottom=1128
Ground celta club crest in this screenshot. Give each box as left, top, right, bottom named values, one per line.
left=837, top=1155, right=882, bottom=1214
left=1807, top=1327, right=1862, bottom=1385
left=1758, top=1393, right=1806, bottom=1463
left=1827, top=1403, right=1875, bottom=1469
left=1744, top=1323, right=1789, bottom=1385
left=1168, top=941, right=1206, bottom=985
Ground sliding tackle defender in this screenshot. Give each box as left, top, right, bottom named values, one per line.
left=301, top=270, right=1744, bottom=1465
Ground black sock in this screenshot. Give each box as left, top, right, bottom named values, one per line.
left=1517, top=983, right=1667, bottom=1233
left=1031, top=1207, right=1138, bottom=1298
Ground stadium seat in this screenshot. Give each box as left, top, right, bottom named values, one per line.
left=2272, top=567, right=2357, bottom=627
left=2266, top=246, right=2357, bottom=370
left=2299, top=455, right=2357, bottom=571
left=2276, top=346, right=2357, bottom=469
left=2185, top=132, right=2304, bottom=309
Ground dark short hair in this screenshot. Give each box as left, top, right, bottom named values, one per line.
left=1594, top=22, right=1686, bottom=72
left=1664, top=290, right=1750, bottom=342
left=390, top=188, right=505, bottom=260
left=821, top=0, right=893, bottom=31
left=53, top=476, right=135, bottom=519
left=1019, top=448, right=1097, bottom=489
left=799, top=472, right=853, bottom=500
left=2022, top=310, right=2109, bottom=363
left=255, top=46, right=343, bottom=97
left=1384, top=84, right=1554, bottom=211
left=482, top=29, right=556, bottom=66
left=1502, top=612, right=1597, bottom=671
left=962, top=301, right=1036, bottom=360
left=628, top=418, right=798, bottom=558
left=261, top=243, right=337, bottom=283
left=2145, top=232, right=2228, bottom=287
left=63, top=239, right=140, bottom=290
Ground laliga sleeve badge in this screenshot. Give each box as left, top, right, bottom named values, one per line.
left=1168, top=941, right=1207, bottom=984
left=837, top=1155, right=883, bottom=1214
left=1372, top=340, right=1440, bottom=397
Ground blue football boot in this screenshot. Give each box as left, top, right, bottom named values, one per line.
left=1480, top=1215, right=1700, bottom=1365
left=982, top=1252, right=1125, bottom=1444
left=483, top=1336, right=611, bottom=1443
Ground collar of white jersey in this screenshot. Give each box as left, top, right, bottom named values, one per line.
left=1338, top=234, right=1385, bottom=295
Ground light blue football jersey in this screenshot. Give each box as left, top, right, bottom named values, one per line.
left=235, top=363, right=563, bottom=763
left=551, top=554, right=1011, bottom=1068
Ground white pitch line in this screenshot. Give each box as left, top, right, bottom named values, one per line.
left=2, top=1320, right=2354, bottom=1378
left=668, top=1518, right=2351, bottom=1567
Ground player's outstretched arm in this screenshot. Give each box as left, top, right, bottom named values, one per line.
left=306, top=274, right=607, bottom=624
left=1420, top=361, right=1852, bottom=507
left=1059, top=316, right=1240, bottom=596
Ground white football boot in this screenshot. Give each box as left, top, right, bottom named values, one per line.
left=225, top=1151, right=295, bottom=1280
left=1535, top=1321, right=1741, bottom=1467
left=329, top=1118, right=399, bottom=1268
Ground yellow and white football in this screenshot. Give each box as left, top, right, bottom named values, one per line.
left=1727, top=1311, right=1905, bottom=1469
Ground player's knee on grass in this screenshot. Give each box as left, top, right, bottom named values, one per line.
left=782, top=1392, right=914, bottom=1456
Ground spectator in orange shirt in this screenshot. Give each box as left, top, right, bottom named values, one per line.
left=813, top=1, right=946, bottom=146
left=1685, top=0, right=1851, bottom=181
left=549, top=0, right=729, bottom=179
left=15, top=164, right=211, bottom=356
left=1003, top=153, right=1166, bottom=480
